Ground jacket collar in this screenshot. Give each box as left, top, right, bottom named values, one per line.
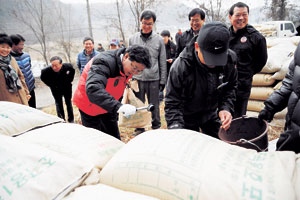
left=83, top=48, right=96, bottom=56
left=230, top=24, right=257, bottom=35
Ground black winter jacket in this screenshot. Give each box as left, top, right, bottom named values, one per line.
left=165, top=36, right=238, bottom=128
left=85, top=48, right=128, bottom=113
left=40, top=63, right=75, bottom=92
left=165, top=40, right=176, bottom=76
left=176, top=28, right=197, bottom=58
left=263, top=43, right=300, bottom=131
left=229, top=25, right=267, bottom=97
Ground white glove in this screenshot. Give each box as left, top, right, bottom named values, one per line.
left=117, top=104, right=136, bottom=118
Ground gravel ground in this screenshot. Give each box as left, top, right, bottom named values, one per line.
left=35, top=73, right=80, bottom=109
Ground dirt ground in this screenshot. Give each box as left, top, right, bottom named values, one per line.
left=41, top=90, right=284, bottom=144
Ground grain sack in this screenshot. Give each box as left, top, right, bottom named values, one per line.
left=262, top=43, right=296, bottom=73
left=0, top=101, right=63, bottom=136
left=294, top=155, right=300, bottom=199
left=273, top=81, right=282, bottom=90
left=99, top=129, right=298, bottom=200
left=271, top=56, right=293, bottom=80
left=252, top=74, right=275, bottom=86
left=16, top=123, right=124, bottom=170
left=247, top=100, right=265, bottom=112
left=63, top=184, right=159, bottom=200
left=119, top=87, right=151, bottom=128
left=250, top=87, right=274, bottom=101
left=290, top=36, right=300, bottom=46
left=0, top=134, right=93, bottom=200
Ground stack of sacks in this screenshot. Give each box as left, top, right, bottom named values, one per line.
left=3, top=102, right=300, bottom=199
left=253, top=24, right=277, bottom=37
left=0, top=101, right=125, bottom=199
left=247, top=36, right=300, bottom=121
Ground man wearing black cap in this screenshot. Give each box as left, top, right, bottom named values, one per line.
left=164, top=22, right=238, bottom=138
left=228, top=2, right=267, bottom=118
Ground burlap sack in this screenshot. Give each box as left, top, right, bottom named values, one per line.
left=250, top=87, right=274, bottom=101
left=247, top=100, right=265, bottom=112
left=271, top=56, right=293, bottom=80
left=99, top=129, right=298, bottom=200
left=118, top=87, right=151, bottom=128
left=0, top=101, right=63, bottom=136
left=63, top=184, right=159, bottom=200
left=252, top=74, right=275, bottom=86
left=0, top=134, right=92, bottom=200
left=262, top=43, right=296, bottom=73
left=273, top=81, right=282, bottom=90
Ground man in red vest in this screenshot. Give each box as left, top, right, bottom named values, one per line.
left=73, top=45, right=151, bottom=140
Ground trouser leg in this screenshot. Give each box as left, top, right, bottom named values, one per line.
left=133, top=81, right=146, bottom=132
left=200, top=117, right=221, bottom=139
left=64, top=88, right=74, bottom=122
left=28, top=89, right=36, bottom=108
left=79, top=110, right=120, bottom=140
left=52, top=91, right=65, bottom=120
left=145, top=81, right=160, bottom=129
left=98, top=113, right=120, bottom=140
left=233, top=96, right=249, bottom=118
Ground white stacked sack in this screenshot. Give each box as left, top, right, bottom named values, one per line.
left=247, top=37, right=300, bottom=122
left=99, top=129, right=300, bottom=200
left=0, top=134, right=93, bottom=199
left=0, top=101, right=125, bottom=199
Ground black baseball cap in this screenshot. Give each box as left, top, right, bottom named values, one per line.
left=197, top=22, right=230, bottom=66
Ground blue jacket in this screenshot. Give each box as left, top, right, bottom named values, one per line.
left=10, top=51, right=35, bottom=92
left=77, top=49, right=99, bottom=74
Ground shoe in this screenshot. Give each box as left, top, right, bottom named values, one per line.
left=132, top=128, right=145, bottom=136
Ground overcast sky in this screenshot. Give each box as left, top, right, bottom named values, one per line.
left=59, top=0, right=266, bottom=8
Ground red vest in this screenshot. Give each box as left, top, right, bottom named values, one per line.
left=73, top=58, right=130, bottom=116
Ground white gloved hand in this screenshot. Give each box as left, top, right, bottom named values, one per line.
left=117, top=104, right=136, bottom=118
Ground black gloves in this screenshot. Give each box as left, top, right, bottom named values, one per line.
left=258, top=109, right=274, bottom=122
left=159, top=84, right=165, bottom=92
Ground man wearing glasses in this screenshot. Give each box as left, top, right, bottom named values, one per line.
left=73, top=45, right=151, bottom=140
left=129, top=9, right=167, bottom=135
left=176, top=8, right=205, bottom=58
left=228, top=2, right=267, bottom=118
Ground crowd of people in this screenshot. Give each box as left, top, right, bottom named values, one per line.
left=1, top=2, right=299, bottom=153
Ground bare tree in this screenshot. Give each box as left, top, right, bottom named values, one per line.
left=100, top=0, right=126, bottom=44
left=192, top=0, right=225, bottom=22
left=55, top=3, right=73, bottom=63
left=267, top=0, right=288, bottom=20
left=126, top=0, right=156, bottom=32
left=86, top=0, right=94, bottom=38
left=116, top=0, right=126, bottom=43
left=10, top=0, right=52, bottom=65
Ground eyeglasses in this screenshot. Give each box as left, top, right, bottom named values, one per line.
left=142, top=22, right=154, bottom=26
left=131, top=62, right=143, bottom=74
left=190, top=19, right=201, bottom=23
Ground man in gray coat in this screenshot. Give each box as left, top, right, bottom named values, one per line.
left=129, top=9, right=167, bottom=135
